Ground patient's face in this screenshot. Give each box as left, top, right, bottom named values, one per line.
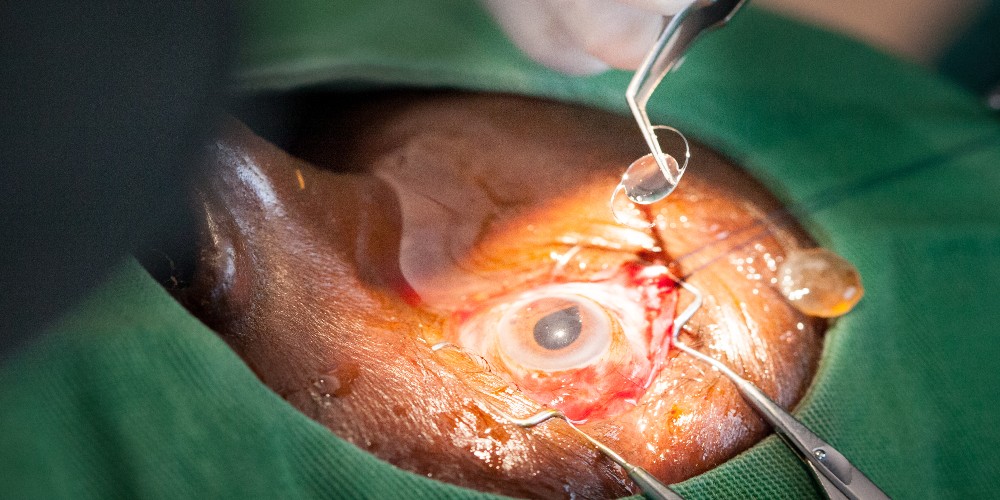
left=174, top=92, right=823, bottom=498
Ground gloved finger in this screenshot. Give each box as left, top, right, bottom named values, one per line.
left=482, top=0, right=611, bottom=75
left=552, top=0, right=667, bottom=71
left=483, top=0, right=692, bottom=75
left=619, top=0, right=695, bottom=15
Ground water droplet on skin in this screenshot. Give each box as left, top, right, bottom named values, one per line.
left=313, top=374, right=341, bottom=395
left=307, top=387, right=333, bottom=409
left=778, top=248, right=864, bottom=317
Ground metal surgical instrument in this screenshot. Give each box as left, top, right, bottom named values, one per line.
left=430, top=341, right=684, bottom=499
left=499, top=408, right=684, bottom=500
left=625, top=0, right=748, bottom=201
left=670, top=281, right=890, bottom=500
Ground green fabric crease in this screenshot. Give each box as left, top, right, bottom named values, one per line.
left=3, top=1, right=999, bottom=498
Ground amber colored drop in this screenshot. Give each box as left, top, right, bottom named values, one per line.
left=778, top=248, right=863, bottom=318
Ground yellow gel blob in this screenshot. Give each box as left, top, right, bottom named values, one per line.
left=778, top=248, right=863, bottom=318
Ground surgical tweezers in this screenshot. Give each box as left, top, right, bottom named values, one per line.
left=626, top=0, right=749, bottom=195
left=672, top=282, right=890, bottom=500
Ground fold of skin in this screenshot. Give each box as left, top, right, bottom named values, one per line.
left=175, top=92, right=823, bottom=499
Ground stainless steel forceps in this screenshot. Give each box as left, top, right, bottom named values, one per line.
left=672, top=282, right=890, bottom=500
left=625, top=0, right=749, bottom=195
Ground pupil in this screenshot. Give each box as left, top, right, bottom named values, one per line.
left=532, top=305, right=582, bottom=351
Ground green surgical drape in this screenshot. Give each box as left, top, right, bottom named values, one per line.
left=3, top=2, right=999, bottom=498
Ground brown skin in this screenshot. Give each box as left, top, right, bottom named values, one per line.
left=175, top=92, right=823, bottom=498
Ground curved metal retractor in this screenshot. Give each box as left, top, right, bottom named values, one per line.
left=670, top=281, right=890, bottom=500
left=498, top=408, right=684, bottom=500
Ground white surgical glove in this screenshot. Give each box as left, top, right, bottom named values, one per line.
left=482, top=0, right=695, bottom=75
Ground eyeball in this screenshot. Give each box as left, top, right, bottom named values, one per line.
left=496, top=293, right=615, bottom=372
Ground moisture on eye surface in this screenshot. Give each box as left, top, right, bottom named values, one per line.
left=533, top=305, right=583, bottom=350
left=778, top=248, right=864, bottom=318
left=493, top=293, right=615, bottom=374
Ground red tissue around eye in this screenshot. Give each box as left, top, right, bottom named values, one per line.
left=454, top=261, right=679, bottom=423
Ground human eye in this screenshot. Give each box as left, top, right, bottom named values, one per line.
left=167, top=91, right=828, bottom=498
left=453, top=266, right=680, bottom=423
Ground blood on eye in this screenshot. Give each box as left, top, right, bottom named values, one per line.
left=453, top=261, right=679, bottom=422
